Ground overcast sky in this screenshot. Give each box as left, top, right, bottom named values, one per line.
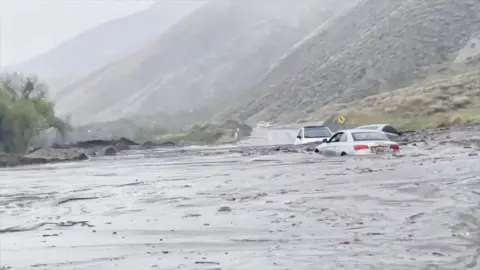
left=0, top=0, right=153, bottom=66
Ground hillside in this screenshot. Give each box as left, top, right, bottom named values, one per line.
left=226, top=0, right=480, bottom=124
left=8, top=0, right=204, bottom=92
left=322, top=67, right=480, bottom=130
left=53, top=0, right=352, bottom=125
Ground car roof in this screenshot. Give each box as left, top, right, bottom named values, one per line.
left=336, top=129, right=385, bottom=133
left=303, top=125, right=329, bottom=129
left=357, top=124, right=388, bottom=128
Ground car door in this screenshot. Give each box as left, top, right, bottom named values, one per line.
left=332, top=132, right=349, bottom=155
left=324, top=132, right=344, bottom=156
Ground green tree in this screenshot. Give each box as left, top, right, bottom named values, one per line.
left=0, top=73, right=70, bottom=153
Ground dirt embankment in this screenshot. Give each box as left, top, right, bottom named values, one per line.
left=0, top=120, right=253, bottom=168
left=0, top=138, right=139, bottom=168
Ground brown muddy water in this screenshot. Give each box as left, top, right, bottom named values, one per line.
left=1, top=127, right=480, bottom=270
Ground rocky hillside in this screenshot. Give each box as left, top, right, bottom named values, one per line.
left=9, top=0, right=204, bottom=92
left=226, top=0, right=480, bottom=124
left=52, top=0, right=352, bottom=125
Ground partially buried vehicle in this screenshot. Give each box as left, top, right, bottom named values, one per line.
left=315, top=129, right=400, bottom=156
left=294, top=125, right=333, bottom=145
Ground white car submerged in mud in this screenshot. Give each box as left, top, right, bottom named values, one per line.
left=315, top=129, right=400, bottom=156
left=295, top=125, right=333, bottom=145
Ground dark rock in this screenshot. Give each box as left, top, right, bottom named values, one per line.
left=25, top=148, right=87, bottom=161
left=0, top=148, right=89, bottom=168
left=50, top=137, right=139, bottom=156
left=183, top=213, right=202, bottom=218
left=52, top=137, right=137, bottom=150
left=113, top=137, right=137, bottom=151
left=143, top=141, right=177, bottom=148
left=101, top=146, right=118, bottom=156
left=217, top=206, right=232, bottom=212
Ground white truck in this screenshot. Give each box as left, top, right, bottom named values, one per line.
left=294, top=125, right=333, bottom=145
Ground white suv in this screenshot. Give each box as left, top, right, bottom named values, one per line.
left=294, top=125, right=333, bottom=145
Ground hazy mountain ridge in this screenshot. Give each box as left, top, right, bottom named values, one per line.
left=226, top=0, right=480, bottom=124
left=98, top=19, right=302, bottom=117
left=8, top=0, right=205, bottom=92
left=54, top=0, right=351, bottom=125
left=109, top=0, right=352, bottom=117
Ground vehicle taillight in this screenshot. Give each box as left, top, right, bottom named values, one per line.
left=354, top=145, right=369, bottom=151
left=390, top=144, right=399, bottom=151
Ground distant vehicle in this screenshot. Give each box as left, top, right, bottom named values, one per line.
left=256, top=121, right=271, bottom=128
left=315, top=129, right=400, bottom=156
left=355, top=124, right=401, bottom=141
left=294, top=125, right=333, bottom=145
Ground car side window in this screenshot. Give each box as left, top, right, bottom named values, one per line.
left=382, top=125, right=399, bottom=135
left=328, top=132, right=343, bottom=143
left=339, top=133, right=348, bottom=142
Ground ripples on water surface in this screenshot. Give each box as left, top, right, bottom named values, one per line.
left=1, top=139, right=480, bottom=270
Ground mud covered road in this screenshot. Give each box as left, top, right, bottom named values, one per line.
left=1, top=125, right=480, bottom=270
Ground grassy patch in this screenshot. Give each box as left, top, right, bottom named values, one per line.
left=340, top=107, right=480, bottom=131
left=149, top=121, right=252, bottom=145
left=155, top=126, right=231, bottom=144
left=315, top=70, right=480, bottom=131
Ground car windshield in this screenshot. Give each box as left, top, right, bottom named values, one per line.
left=304, top=126, right=332, bottom=138
left=352, top=131, right=389, bottom=141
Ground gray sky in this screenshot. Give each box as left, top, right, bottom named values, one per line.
left=0, top=0, right=153, bottom=66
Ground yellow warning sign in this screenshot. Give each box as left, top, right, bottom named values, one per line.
left=337, top=115, right=346, bottom=124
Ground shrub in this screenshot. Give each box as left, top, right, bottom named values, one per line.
left=0, top=73, right=70, bottom=153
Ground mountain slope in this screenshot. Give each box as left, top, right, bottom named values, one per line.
left=105, top=0, right=354, bottom=117
left=54, top=0, right=352, bottom=125
left=226, top=0, right=480, bottom=124
left=324, top=67, right=480, bottom=130
left=9, top=0, right=204, bottom=92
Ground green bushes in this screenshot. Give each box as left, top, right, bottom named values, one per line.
left=0, top=73, right=70, bottom=153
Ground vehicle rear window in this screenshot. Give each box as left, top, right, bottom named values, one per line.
left=382, top=125, right=400, bottom=135
left=352, top=132, right=388, bottom=141
left=304, top=126, right=332, bottom=138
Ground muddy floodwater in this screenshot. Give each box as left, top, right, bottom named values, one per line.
left=1, top=127, right=480, bottom=270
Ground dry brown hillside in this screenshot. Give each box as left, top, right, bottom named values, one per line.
left=320, top=68, right=480, bottom=130
left=226, top=0, right=480, bottom=124
left=53, top=0, right=352, bottom=125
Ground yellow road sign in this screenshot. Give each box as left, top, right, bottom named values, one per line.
left=337, top=115, right=346, bottom=124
